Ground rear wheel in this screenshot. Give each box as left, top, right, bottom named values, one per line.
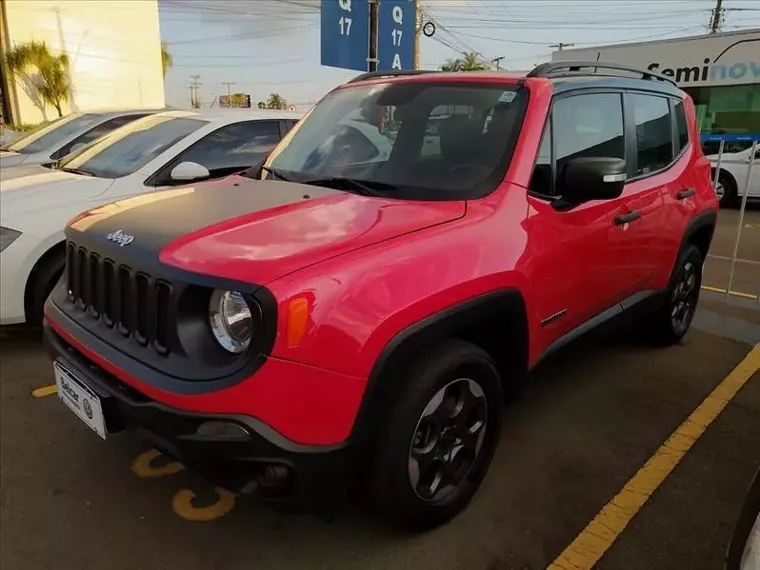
left=26, top=255, right=65, bottom=326
left=368, top=339, right=503, bottom=530
left=643, top=244, right=702, bottom=346
left=715, top=171, right=737, bottom=208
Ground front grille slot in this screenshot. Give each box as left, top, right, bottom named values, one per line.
left=103, top=259, right=116, bottom=327
left=63, top=241, right=173, bottom=355
left=117, top=266, right=132, bottom=336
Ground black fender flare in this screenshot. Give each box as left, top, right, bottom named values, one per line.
left=680, top=209, right=718, bottom=260
left=348, top=288, right=529, bottom=444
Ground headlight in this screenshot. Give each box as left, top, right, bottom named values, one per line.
left=0, top=227, right=22, bottom=252
left=209, top=290, right=253, bottom=353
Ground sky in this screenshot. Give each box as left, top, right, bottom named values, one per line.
left=158, top=0, right=760, bottom=109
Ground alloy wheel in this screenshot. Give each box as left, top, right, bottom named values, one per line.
left=671, top=261, right=698, bottom=335
left=408, top=378, right=488, bottom=502
left=715, top=181, right=725, bottom=202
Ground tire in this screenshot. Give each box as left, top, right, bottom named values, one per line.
left=368, top=339, right=504, bottom=531
left=26, top=254, right=65, bottom=326
left=644, top=244, right=703, bottom=346
left=716, top=171, right=737, bottom=208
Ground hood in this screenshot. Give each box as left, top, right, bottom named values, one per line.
left=0, top=165, right=113, bottom=218
left=68, top=175, right=466, bottom=284
left=0, top=151, right=27, bottom=168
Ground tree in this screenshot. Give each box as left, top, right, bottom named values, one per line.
left=4, top=41, right=70, bottom=117
left=266, top=93, right=287, bottom=110
left=161, top=42, right=173, bottom=77
left=440, top=52, right=490, bottom=72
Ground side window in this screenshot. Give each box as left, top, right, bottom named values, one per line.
left=553, top=93, right=625, bottom=185
left=174, top=120, right=281, bottom=179
left=673, top=99, right=689, bottom=153
left=529, top=119, right=552, bottom=196
left=631, top=94, right=673, bottom=176
left=50, top=114, right=147, bottom=160
left=283, top=120, right=299, bottom=134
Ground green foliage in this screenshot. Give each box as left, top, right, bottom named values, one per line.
left=440, top=53, right=490, bottom=72
left=266, top=93, right=288, bottom=110
left=161, top=42, right=173, bottom=77
left=4, top=41, right=70, bottom=117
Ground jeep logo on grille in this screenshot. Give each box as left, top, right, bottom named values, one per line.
left=106, top=229, right=134, bottom=247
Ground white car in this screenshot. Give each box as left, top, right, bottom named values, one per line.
left=0, top=108, right=302, bottom=325
left=0, top=109, right=161, bottom=168
left=707, top=145, right=760, bottom=206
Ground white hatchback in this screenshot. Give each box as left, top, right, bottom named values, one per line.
left=0, top=108, right=303, bottom=325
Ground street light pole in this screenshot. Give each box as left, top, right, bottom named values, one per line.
left=492, top=55, right=505, bottom=71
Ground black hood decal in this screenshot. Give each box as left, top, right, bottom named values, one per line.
left=66, top=179, right=340, bottom=258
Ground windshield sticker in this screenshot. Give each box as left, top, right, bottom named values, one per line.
left=498, top=91, right=516, bottom=103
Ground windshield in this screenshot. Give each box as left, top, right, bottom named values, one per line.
left=58, top=115, right=207, bottom=178
left=260, top=81, right=527, bottom=200
left=3, top=113, right=102, bottom=154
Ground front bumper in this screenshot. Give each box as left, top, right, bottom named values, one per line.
left=43, top=320, right=357, bottom=513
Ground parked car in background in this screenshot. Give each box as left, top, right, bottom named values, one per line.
left=0, top=110, right=162, bottom=168
left=707, top=145, right=760, bottom=206
left=725, top=466, right=760, bottom=569
left=0, top=108, right=302, bottom=325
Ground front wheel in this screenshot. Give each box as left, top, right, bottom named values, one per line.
left=644, top=244, right=703, bottom=346
left=368, top=339, right=503, bottom=530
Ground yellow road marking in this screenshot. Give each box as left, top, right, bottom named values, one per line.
left=548, top=343, right=760, bottom=570
left=131, top=448, right=185, bottom=478
left=701, top=285, right=758, bottom=300
left=172, top=488, right=236, bottom=522
left=31, top=385, right=58, bottom=398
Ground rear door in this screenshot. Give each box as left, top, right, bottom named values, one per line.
left=612, top=91, right=676, bottom=298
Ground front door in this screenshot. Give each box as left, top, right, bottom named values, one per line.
left=526, top=92, right=634, bottom=351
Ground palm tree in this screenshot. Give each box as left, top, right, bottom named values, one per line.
left=4, top=41, right=70, bottom=117
left=161, top=42, right=173, bottom=77
left=266, top=93, right=287, bottom=110
left=440, top=52, right=490, bottom=72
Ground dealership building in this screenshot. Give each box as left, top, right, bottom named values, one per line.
left=0, top=0, right=165, bottom=126
left=552, top=28, right=760, bottom=153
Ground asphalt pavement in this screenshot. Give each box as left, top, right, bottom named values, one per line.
left=1, top=206, right=759, bottom=570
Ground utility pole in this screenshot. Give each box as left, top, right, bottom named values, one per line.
left=492, top=55, right=505, bottom=71
left=368, top=0, right=378, bottom=72
left=189, top=74, right=201, bottom=109
left=414, top=0, right=421, bottom=70
left=549, top=42, right=575, bottom=52
left=709, top=0, right=724, bottom=34
left=222, top=81, right=234, bottom=98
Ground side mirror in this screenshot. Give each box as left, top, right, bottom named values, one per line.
left=556, top=157, right=627, bottom=208
left=170, top=161, right=210, bottom=182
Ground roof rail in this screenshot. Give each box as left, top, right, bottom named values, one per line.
left=526, top=61, right=677, bottom=87
left=347, top=70, right=436, bottom=83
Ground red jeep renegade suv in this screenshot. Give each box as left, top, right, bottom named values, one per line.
left=44, top=62, right=718, bottom=529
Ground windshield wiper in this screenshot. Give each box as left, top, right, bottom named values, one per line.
left=302, top=177, right=397, bottom=197
left=59, top=166, right=94, bottom=177
left=260, top=165, right=290, bottom=181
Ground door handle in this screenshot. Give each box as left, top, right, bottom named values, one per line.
left=614, top=210, right=641, bottom=225
left=677, top=188, right=696, bottom=200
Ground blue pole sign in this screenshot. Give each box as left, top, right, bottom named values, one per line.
left=320, top=0, right=370, bottom=72
left=377, top=0, right=416, bottom=71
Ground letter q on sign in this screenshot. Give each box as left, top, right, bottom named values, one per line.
left=392, top=5, right=403, bottom=25
left=338, top=0, right=351, bottom=11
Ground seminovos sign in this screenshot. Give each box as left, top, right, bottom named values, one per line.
left=552, top=32, right=760, bottom=88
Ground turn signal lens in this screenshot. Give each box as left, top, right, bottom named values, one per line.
left=286, top=297, right=309, bottom=347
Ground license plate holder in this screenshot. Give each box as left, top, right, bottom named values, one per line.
left=53, top=361, right=107, bottom=440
